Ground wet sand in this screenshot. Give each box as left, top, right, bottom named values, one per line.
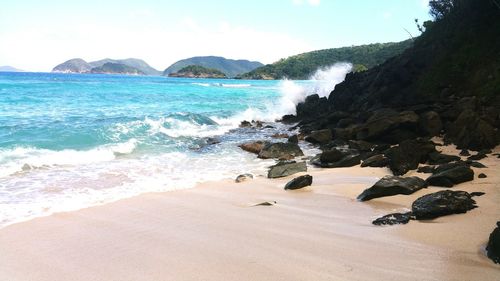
left=0, top=146, right=498, bottom=281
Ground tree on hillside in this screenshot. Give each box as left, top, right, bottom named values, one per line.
left=429, top=0, right=456, bottom=19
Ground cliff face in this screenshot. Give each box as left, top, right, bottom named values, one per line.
left=290, top=0, right=499, bottom=150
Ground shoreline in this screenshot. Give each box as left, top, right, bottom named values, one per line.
left=0, top=144, right=498, bottom=280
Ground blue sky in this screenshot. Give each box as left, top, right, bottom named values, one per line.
left=0, top=0, right=432, bottom=71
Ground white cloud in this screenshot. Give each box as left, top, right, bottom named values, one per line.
left=0, top=18, right=312, bottom=72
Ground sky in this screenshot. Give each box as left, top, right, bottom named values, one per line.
left=0, top=0, right=432, bottom=72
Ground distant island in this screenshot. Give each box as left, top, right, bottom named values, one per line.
left=168, top=65, right=227, bottom=78
left=0, top=65, right=24, bottom=72
left=163, top=56, right=263, bottom=78
left=237, top=40, right=412, bottom=80
left=52, top=58, right=160, bottom=75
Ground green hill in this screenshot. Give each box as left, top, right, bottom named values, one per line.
left=52, top=58, right=160, bottom=75
left=237, top=40, right=413, bottom=80
left=168, top=65, right=227, bottom=78
left=90, top=62, right=145, bottom=75
left=163, top=56, right=263, bottom=78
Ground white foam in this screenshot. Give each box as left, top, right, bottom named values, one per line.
left=221, top=83, right=251, bottom=88
left=0, top=139, right=138, bottom=178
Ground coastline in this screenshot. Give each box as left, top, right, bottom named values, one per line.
left=0, top=145, right=498, bottom=281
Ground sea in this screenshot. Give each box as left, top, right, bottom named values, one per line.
left=0, top=64, right=351, bottom=227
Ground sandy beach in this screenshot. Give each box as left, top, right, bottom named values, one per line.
left=0, top=145, right=498, bottom=281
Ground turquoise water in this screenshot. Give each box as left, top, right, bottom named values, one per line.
left=0, top=69, right=348, bottom=226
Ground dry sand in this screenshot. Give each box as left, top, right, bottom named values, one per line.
left=0, top=145, right=498, bottom=281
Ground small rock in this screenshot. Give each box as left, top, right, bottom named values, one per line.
left=239, top=120, right=252, bottom=128
left=239, top=141, right=268, bottom=154
left=412, top=190, right=477, bottom=220
left=486, top=222, right=500, bottom=264
left=357, top=176, right=427, bottom=201
left=267, top=161, right=307, bottom=178
left=304, top=129, right=333, bottom=144
left=466, top=160, right=487, bottom=168
left=427, top=152, right=461, bottom=165
left=459, top=149, right=471, bottom=156
left=235, top=174, right=253, bottom=183
left=372, top=212, right=412, bottom=226
left=284, top=175, right=313, bottom=190
left=478, top=173, right=487, bottom=178
left=426, top=165, right=474, bottom=187
left=271, top=133, right=289, bottom=139
left=287, top=134, right=299, bottom=144
left=470, top=192, right=485, bottom=197
left=253, top=201, right=276, bottom=206
left=320, top=149, right=345, bottom=163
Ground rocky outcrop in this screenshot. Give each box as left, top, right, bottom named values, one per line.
left=284, top=175, right=313, bottom=190
left=357, top=176, right=427, bottom=201
left=267, top=161, right=307, bottom=178
left=411, top=190, right=478, bottom=220
left=258, top=143, right=304, bottom=160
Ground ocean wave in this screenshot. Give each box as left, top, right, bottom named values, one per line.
left=220, top=83, right=251, bottom=88
left=191, top=82, right=211, bottom=87
left=0, top=139, right=138, bottom=177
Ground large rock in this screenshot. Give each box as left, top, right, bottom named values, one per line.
left=258, top=142, right=304, bottom=160
left=385, top=139, right=437, bottom=176
left=446, top=109, right=498, bottom=150
left=305, top=129, right=332, bottom=144
left=357, top=176, right=427, bottom=201
left=284, top=175, right=313, bottom=190
left=486, top=222, right=500, bottom=264
left=296, top=94, right=329, bottom=118
left=426, top=165, right=474, bottom=187
left=239, top=141, right=269, bottom=154
left=427, top=151, right=461, bottom=165
left=411, top=190, right=477, bottom=220
left=419, top=111, right=442, bottom=136
left=319, top=149, right=344, bottom=163
left=267, top=161, right=307, bottom=178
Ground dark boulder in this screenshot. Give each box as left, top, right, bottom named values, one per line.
left=426, top=165, right=474, bottom=187
left=235, top=174, right=254, bottom=183
left=314, top=150, right=360, bottom=168
left=305, top=129, right=332, bottom=144
left=459, top=149, right=471, bottom=156
left=356, top=110, right=419, bottom=143
left=239, top=141, right=268, bottom=154
left=419, top=111, right=442, bottom=136
left=348, top=140, right=375, bottom=152
left=385, top=139, right=437, bottom=176
left=320, top=149, right=344, bottom=163
left=267, top=161, right=307, bottom=178
left=468, top=152, right=487, bottom=161
left=427, top=151, right=461, bottom=165
left=446, top=109, right=498, bottom=150
left=284, top=175, right=313, bottom=190
left=417, top=165, right=435, bottom=174
left=239, top=120, right=252, bottom=127
left=466, top=161, right=487, bottom=168
left=296, top=94, right=329, bottom=118
left=287, top=134, right=299, bottom=144
left=486, top=222, right=500, bottom=264
left=372, top=212, right=412, bottom=226
left=357, top=176, right=427, bottom=201
left=361, top=154, right=390, bottom=167
left=412, top=190, right=477, bottom=220
left=478, top=173, right=487, bottom=178
left=258, top=142, right=304, bottom=160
